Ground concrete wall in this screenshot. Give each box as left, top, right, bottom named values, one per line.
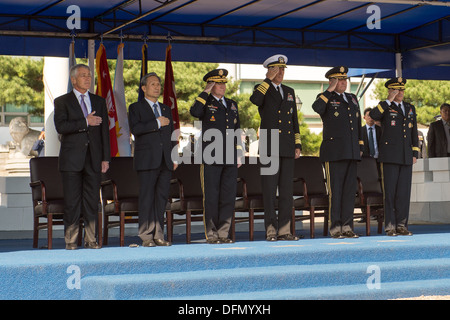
left=410, top=157, right=450, bottom=224
left=0, top=176, right=33, bottom=231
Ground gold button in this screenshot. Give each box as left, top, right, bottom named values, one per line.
left=279, top=130, right=282, bottom=133
left=279, top=120, right=281, bottom=123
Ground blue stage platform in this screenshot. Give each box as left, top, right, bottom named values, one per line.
left=1, top=223, right=450, bottom=300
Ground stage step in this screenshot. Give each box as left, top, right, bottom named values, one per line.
left=172, top=278, right=450, bottom=300
left=81, top=258, right=450, bottom=299
left=2, top=230, right=450, bottom=300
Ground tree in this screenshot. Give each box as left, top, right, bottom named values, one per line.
left=372, top=79, right=450, bottom=125
left=0, top=56, right=44, bottom=115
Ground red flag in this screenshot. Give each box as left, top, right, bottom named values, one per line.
left=163, top=44, right=180, bottom=131
left=95, top=43, right=119, bottom=157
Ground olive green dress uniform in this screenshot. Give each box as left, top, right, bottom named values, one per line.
left=369, top=77, right=419, bottom=234
left=312, top=66, right=364, bottom=237
left=190, top=69, right=242, bottom=243
left=249, top=55, right=302, bottom=239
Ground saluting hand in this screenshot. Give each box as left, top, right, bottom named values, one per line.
left=326, top=78, right=338, bottom=92
left=204, top=82, right=215, bottom=93
left=387, top=89, right=400, bottom=102
left=266, top=66, right=279, bottom=80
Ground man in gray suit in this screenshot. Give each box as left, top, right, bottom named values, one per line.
left=54, top=64, right=110, bottom=250
left=128, top=73, right=178, bottom=247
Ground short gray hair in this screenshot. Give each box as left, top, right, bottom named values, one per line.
left=140, top=72, right=161, bottom=87
left=70, top=64, right=91, bottom=78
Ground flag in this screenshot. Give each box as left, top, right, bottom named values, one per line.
left=138, top=43, right=148, bottom=101
left=95, top=43, right=119, bottom=157
left=67, top=40, right=77, bottom=92
left=113, top=42, right=131, bottom=156
left=163, top=43, right=180, bottom=132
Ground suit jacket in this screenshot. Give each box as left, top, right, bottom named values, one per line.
left=361, top=124, right=382, bottom=157
left=369, top=100, right=419, bottom=165
left=54, top=91, right=110, bottom=172
left=190, top=92, right=241, bottom=165
left=312, top=91, right=363, bottom=162
left=428, top=119, right=449, bottom=158
left=128, top=99, right=176, bottom=171
left=250, top=78, right=301, bottom=157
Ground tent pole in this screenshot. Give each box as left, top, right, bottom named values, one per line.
left=395, top=52, right=402, bottom=77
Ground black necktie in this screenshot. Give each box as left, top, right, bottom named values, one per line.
left=397, top=102, right=404, bottom=116
left=368, top=127, right=375, bottom=157
left=276, top=86, right=282, bottom=99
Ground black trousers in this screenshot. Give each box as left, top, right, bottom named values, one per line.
left=201, top=164, right=237, bottom=240
left=137, top=160, right=172, bottom=242
left=324, top=160, right=357, bottom=236
left=381, top=162, right=412, bottom=231
left=261, top=156, right=294, bottom=237
left=61, top=148, right=100, bottom=245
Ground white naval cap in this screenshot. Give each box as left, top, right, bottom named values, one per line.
left=263, top=54, right=288, bottom=68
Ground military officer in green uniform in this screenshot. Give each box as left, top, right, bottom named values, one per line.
left=369, top=77, right=419, bottom=236
left=190, top=69, right=242, bottom=244
left=312, top=66, right=364, bottom=239
left=250, top=54, right=302, bottom=241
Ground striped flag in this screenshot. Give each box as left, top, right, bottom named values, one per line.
left=95, top=43, right=119, bottom=157
left=163, top=43, right=180, bottom=131
left=113, top=42, right=131, bottom=156
left=138, top=43, right=148, bottom=101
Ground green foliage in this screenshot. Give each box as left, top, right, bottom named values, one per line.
left=297, top=111, right=322, bottom=156
left=372, top=79, right=450, bottom=125
left=0, top=56, right=44, bottom=115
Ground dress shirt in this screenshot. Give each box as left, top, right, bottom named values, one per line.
left=145, top=97, right=162, bottom=128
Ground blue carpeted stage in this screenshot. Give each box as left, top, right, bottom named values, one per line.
left=1, top=223, right=450, bottom=300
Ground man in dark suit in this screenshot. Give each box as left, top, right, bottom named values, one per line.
left=312, top=66, right=363, bottom=239
left=128, top=72, right=177, bottom=247
left=250, top=54, right=302, bottom=242
left=370, top=77, right=419, bottom=236
left=362, top=107, right=381, bottom=159
left=54, top=64, right=110, bottom=250
left=428, top=103, right=450, bottom=158
left=190, top=69, right=242, bottom=244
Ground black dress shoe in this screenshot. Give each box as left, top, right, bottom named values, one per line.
left=154, top=239, right=171, bottom=246
left=207, top=237, right=221, bottom=244
left=219, top=238, right=234, bottom=244
left=266, top=235, right=277, bottom=242
left=277, top=234, right=301, bottom=241
left=65, top=243, right=77, bottom=250
left=331, top=232, right=344, bottom=239
left=342, top=231, right=359, bottom=238
left=386, top=230, right=398, bottom=236
left=142, top=240, right=156, bottom=247
left=396, top=227, right=413, bottom=236
left=84, top=242, right=101, bottom=249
